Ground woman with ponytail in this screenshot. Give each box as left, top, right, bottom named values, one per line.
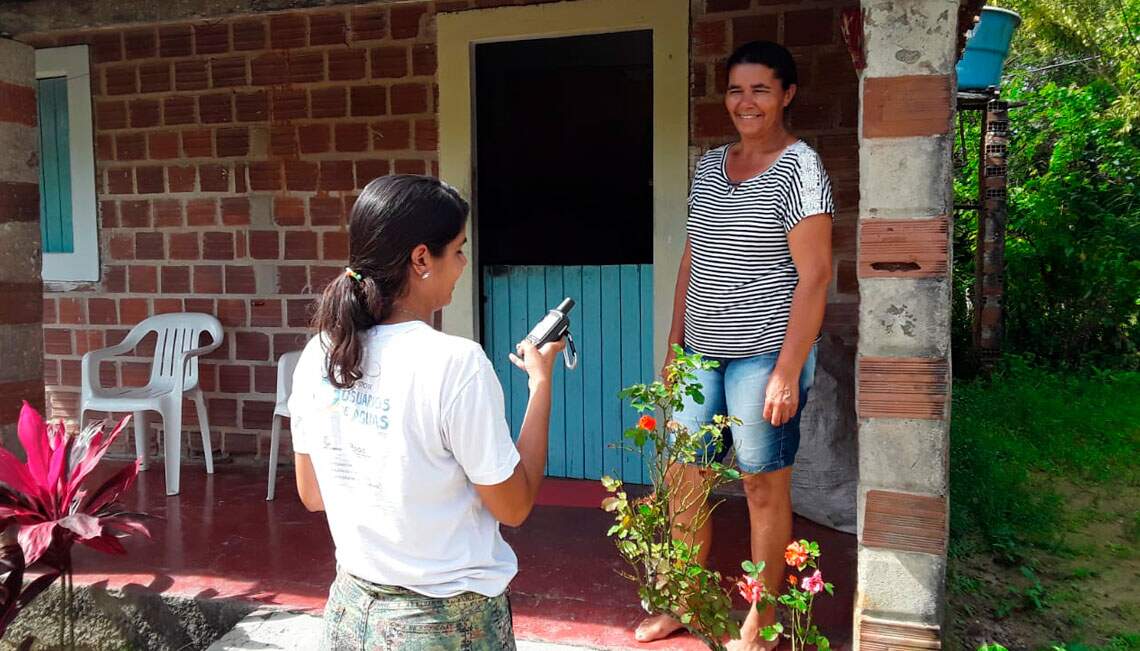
left=288, top=175, right=564, bottom=649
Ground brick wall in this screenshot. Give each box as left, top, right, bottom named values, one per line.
left=19, top=0, right=859, bottom=462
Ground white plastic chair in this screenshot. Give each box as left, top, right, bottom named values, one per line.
left=80, top=313, right=224, bottom=496
left=266, top=350, right=302, bottom=501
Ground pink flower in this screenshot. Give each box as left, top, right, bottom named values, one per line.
left=785, top=541, right=808, bottom=569
left=736, top=575, right=765, bottom=604
left=801, top=569, right=825, bottom=594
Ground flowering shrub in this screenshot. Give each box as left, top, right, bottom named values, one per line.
left=0, top=402, right=150, bottom=648
left=738, top=540, right=835, bottom=651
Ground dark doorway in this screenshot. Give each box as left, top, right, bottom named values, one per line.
left=474, top=30, right=654, bottom=267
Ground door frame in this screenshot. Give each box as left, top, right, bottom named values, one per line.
left=437, top=0, right=690, bottom=367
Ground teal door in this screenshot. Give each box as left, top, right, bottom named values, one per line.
left=482, top=265, right=653, bottom=484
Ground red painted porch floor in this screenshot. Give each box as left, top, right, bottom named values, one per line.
left=71, top=463, right=855, bottom=650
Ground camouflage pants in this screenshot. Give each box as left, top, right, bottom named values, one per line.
left=320, top=570, right=516, bottom=650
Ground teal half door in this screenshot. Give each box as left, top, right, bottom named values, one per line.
left=482, top=265, right=653, bottom=484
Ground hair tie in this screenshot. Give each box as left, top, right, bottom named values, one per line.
left=344, top=267, right=363, bottom=282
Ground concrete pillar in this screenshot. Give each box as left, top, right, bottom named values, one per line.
left=0, top=38, right=44, bottom=447
left=854, top=0, right=958, bottom=647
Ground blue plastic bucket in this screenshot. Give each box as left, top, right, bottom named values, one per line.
left=956, top=7, right=1022, bottom=90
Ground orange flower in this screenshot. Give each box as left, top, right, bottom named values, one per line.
left=785, top=541, right=808, bottom=569
left=637, top=415, right=657, bottom=431
left=786, top=574, right=797, bottom=587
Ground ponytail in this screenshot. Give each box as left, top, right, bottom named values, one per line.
left=313, top=271, right=384, bottom=389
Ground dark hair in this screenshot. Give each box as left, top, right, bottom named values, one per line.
left=313, top=174, right=469, bottom=388
left=726, top=40, right=798, bottom=89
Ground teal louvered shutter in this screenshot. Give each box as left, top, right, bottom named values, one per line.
left=37, top=76, right=74, bottom=254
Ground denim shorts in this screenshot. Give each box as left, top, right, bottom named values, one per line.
left=675, top=344, right=816, bottom=474
left=321, top=569, right=515, bottom=650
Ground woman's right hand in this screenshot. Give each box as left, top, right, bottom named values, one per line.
left=660, top=344, right=679, bottom=384
left=510, top=339, right=565, bottom=388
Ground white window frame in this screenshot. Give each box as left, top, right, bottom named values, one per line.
left=35, top=45, right=99, bottom=282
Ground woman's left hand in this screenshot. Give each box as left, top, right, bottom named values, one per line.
left=763, top=369, right=799, bottom=427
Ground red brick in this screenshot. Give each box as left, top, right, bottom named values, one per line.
left=371, top=46, right=407, bottom=78
left=284, top=161, right=318, bottom=191
left=124, top=29, right=156, bottom=59
left=139, top=62, right=172, bottom=93
left=274, top=197, right=306, bottom=226
left=108, top=168, right=133, bottom=194
left=75, top=330, right=106, bottom=357
left=272, top=89, right=307, bottom=120
left=159, top=25, right=192, bottom=57
left=694, top=20, right=726, bottom=57
left=251, top=53, right=289, bottom=86
left=733, top=15, right=777, bottom=48
left=242, top=400, right=275, bottom=429
left=118, top=298, right=149, bottom=325
left=254, top=365, right=276, bottom=393
left=263, top=126, right=292, bottom=156
left=329, top=49, right=366, bottom=81
left=96, top=101, right=127, bottom=130
left=284, top=231, right=318, bottom=260
left=309, top=197, right=343, bottom=226
left=169, top=232, right=200, bottom=261
left=105, top=64, right=138, bottom=95
left=43, top=359, right=60, bottom=386
left=785, top=9, right=834, bottom=46
left=182, top=129, right=212, bottom=157
left=216, top=298, right=246, bottom=326
left=249, top=231, right=280, bottom=260
left=246, top=162, right=280, bottom=191
left=288, top=51, right=325, bottom=83
left=154, top=199, right=182, bottom=227
left=99, top=200, right=118, bottom=228
left=307, top=87, right=344, bottom=119
left=216, top=127, right=249, bottom=157
left=863, top=75, right=952, bottom=138
left=319, top=160, right=355, bottom=191
left=233, top=19, right=266, bottom=51
left=208, top=399, right=238, bottom=427
left=309, top=265, right=339, bottom=291
left=89, top=31, right=123, bottom=63
left=235, top=90, right=268, bottom=122
left=414, top=118, right=437, bottom=151
left=116, top=133, right=146, bottom=161
left=322, top=231, right=349, bottom=260
left=250, top=300, right=282, bottom=327
left=390, top=3, right=427, bottom=39
left=43, top=298, right=57, bottom=325
left=135, top=232, right=165, bottom=259
left=187, top=199, right=218, bottom=226
left=390, top=83, right=426, bottom=115
left=44, top=329, right=73, bottom=355
left=270, top=14, right=307, bottom=49
left=225, top=265, right=256, bottom=294
left=136, top=166, right=165, bottom=194
left=199, top=93, right=234, bottom=123
left=278, top=267, right=308, bottom=294
left=334, top=123, right=368, bottom=152
left=167, top=166, right=196, bottom=192
left=309, top=12, right=346, bottom=45
left=236, top=332, right=270, bottom=361
left=411, top=44, right=436, bottom=76
left=127, top=264, right=158, bottom=292
left=194, top=265, right=224, bottom=294
left=355, top=159, right=390, bottom=187
left=273, top=333, right=308, bottom=357
left=394, top=159, right=426, bottom=175
left=707, top=0, right=749, bottom=11
left=104, top=262, right=124, bottom=291
left=161, top=265, right=192, bottom=293
left=203, top=232, right=235, bottom=260
left=350, top=6, right=387, bottom=41
left=351, top=86, right=387, bottom=116
left=221, top=197, right=251, bottom=225
left=109, top=234, right=134, bottom=260
left=164, top=96, right=196, bottom=125
left=148, top=131, right=180, bottom=159
left=219, top=365, right=251, bottom=393
left=694, top=101, right=734, bottom=139
left=286, top=298, right=313, bottom=327
left=174, top=59, right=209, bottom=91
left=58, top=298, right=85, bottom=324
left=195, top=23, right=230, bottom=54
left=211, top=56, right=248, bottom=87
left=296, top=123, right=328, bottom=153
left=184, top=298, right=215, bottom=317
left=87, top=298, right=117, bottom=325
left=119, top=200, right=151, bottom=228
left=199, top=164, right=229, bottom=192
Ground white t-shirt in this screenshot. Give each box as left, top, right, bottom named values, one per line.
left=288, top=321, right=521, bottom=598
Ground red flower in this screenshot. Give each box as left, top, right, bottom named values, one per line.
left=637, top=415, right=657, bottom=431
left=785, top=541, right=809, bottom=569
left=736, top=575, right=765, bottom=604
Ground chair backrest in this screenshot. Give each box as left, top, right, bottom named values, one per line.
left=129, top=313, right=223, bottom=390
left=275, top=350, right=303, bottom=417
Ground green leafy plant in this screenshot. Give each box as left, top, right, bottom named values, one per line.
left=739, top=540, right=835, bottom=651
left=602, top=345, right=742, bottom=649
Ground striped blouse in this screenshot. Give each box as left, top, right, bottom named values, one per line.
left=683, top=141, right=834, bottom=358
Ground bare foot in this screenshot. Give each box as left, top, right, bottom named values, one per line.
left=634, top=613, right=685, bottom=643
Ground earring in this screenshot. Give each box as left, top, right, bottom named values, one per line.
left=421, top=272, right=431, bottom=280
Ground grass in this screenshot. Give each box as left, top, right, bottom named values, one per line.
left=947, top=357, right=1140, bottom=650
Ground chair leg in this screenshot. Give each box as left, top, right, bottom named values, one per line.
left=133, top=411, right=149, bottom=471
left=267, top=415, right=282, bottom=501
left=161, top=403, right=182, bottom=496
left=193, top=395, right=214, bottom=475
